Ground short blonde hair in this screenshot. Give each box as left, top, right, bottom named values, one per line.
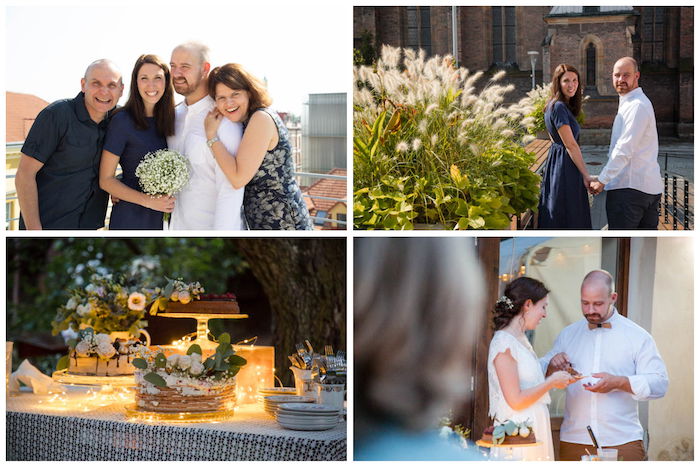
left=355, top=237, right=484, bottom=432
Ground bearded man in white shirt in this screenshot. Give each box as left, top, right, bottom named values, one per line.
left=590, top=57, right=663, bottom=229
left=167, top=42, right=245, bottom=230
left=542, top=270, right=668, bottom=461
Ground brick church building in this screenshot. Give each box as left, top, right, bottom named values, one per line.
left=354, top=6, right=693, bottom=140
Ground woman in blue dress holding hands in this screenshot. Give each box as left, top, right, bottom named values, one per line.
left=99, top=54, right=176, bottom=229
left=203, top=63, right=312, bottom=230
left=537, top=64, right=593, bottom=229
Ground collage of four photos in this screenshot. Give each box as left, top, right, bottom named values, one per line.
left=4, top=3, right=695, bottom=463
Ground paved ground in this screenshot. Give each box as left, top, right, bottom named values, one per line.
left=582, top=142, right=693, bottom=229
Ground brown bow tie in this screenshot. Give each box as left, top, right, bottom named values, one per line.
left=588, top=322, right=612, bottom=330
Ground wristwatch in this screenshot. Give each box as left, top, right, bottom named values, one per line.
left=206, top=136, right=220, bottom=148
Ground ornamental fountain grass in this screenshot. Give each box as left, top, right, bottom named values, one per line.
left=354, top=45, right=542, bottom=230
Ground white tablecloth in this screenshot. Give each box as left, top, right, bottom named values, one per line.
left=7, top=391, right=346, bottom=460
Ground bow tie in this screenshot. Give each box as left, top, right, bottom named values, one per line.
left=588, top=322, right=612, bottom=330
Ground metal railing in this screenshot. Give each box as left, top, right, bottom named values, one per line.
left=6, top=144, right=347, bottom=230
left=661, top=173, right=693, bottom=230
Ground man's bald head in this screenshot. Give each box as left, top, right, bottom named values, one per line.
left=615, top=57, right=639, bottom=73
left=172, top=42, right=210, bottom=67
left=582, top=269, right=615, bottom=295
left=84, top=59, right=122, bottom=84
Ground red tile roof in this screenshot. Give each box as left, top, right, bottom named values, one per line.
left=6, top=92, right=49, bottom=142
left=304, top=168, right=347, bottom=213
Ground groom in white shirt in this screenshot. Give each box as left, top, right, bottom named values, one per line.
left=590, top=57, right=663, bottom=229
left=542, top=270, right=668, bottom=461
left=168, top=42, right=245, bottom=230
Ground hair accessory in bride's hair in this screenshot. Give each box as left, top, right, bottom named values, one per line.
left=496, top=295, right=514, bottom=310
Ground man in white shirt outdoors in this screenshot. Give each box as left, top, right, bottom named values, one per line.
left=590, top=57, right=664, bottom=229
left=168, top=42, right=245, bottom=230
left=541, top=270, right=668, bottom=461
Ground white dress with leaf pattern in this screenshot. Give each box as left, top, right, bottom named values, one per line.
left=487, top=330, right=554, bottom=461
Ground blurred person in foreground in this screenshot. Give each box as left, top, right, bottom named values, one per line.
left=354, top=237, right=485, bottom=461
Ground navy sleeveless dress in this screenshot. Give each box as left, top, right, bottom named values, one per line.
left=537, top=101, right=592, bottom=229
left=242, top=109, right=313, bottom=230
left=103, top=110, right=166, bottom=230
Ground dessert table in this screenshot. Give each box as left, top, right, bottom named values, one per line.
left=6, top=390, right=346, bottom=461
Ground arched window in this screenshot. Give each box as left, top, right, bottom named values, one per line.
left=586, top=42, right=596, bottom=89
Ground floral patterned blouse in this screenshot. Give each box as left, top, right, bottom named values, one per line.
left=242, top=108, right=313, bottom=230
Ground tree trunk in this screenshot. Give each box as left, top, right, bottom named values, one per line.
left=236, top=239, right=346, bottom=385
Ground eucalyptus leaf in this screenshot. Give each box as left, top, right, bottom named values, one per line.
left=155, top=353, right=167, bottom=368
left=187, top=344, right=203, bottom=356
left=504, top=420, right=518, bottom=436
left=67, top=338, right=78, bottom=350
left=144, top=371, right=167, bottom=387
left=217, top=333, right=231, bottom=347
left=228, top=355, right=247, bottom=367
left=227, top=367, right=241, bottom=378
left=216, top=343, right=233, bottom=358
left=132, top=358, right=148, bottom=370
left=204, top=357, right=215, bottom=370
left=163, top=281, right=175, bottom=302
left=56, top=355, right=70, bottom=371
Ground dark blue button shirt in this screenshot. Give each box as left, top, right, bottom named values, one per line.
left=20, top=92, right=110, bottom=229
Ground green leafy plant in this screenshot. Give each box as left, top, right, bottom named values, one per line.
left=354, top=45, right=541, bottom=229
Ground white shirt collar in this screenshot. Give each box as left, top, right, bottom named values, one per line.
left=183, top=95, right=214, bottom=113
left=618, top=86, right=643, bottom=104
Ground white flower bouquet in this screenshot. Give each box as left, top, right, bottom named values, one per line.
left=135, top=149, right=190, bottom=223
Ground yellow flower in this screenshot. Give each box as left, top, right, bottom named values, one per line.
left=178, top=290, right=192, bottom=304
left=128, top=292, right=146, bottom=311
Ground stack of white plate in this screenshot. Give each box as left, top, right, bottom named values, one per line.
left=263, top=395, right=315, bottom=416
left=257, top=387, right=296, bottom=403
left=276, top=403, right=341, bottom=431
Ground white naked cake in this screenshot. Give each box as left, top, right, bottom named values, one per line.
left=132, top=333, right=246, bottom=413
left=64, top=329, right=142, bottom=376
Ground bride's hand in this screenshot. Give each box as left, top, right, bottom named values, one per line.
left=547, top=370, right=576, bottom=389
left=146, top=195, right=175, bottom=213
left=204, top=109, right=224, bottom=140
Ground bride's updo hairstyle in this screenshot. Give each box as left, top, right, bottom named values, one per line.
left=493, top=277, right=549, bottom=330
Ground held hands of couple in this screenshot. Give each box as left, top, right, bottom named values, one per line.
left=585, top=175, right=605, bottom=195
left=204, top=109, right=225, bottom=140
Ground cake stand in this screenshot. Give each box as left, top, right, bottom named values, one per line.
left=476, top=439, right=543, bottom=461
left=125, top=404, right=236, bottom=423
left=51, top=369, right=135, bottom=387
left=157, top=310, right=248, bottom=351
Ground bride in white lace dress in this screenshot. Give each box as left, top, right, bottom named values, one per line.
left=487, top=277, right=575, bottom=461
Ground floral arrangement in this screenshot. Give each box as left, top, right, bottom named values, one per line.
left=135, top=148, right=190, bottom=222
left=354, top=45, right=541, bottom=230
left=56, top=327, right=141, bottom=370
left=132, top=333, right=247, bottom=387
left=490, top=419, right=533, bottom=445
left=149, top=278, right=204, bottom=315
left=52, top=273, right=152, bottom=336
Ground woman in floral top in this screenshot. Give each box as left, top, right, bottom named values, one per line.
left=203, top=63, right=312, bottom=230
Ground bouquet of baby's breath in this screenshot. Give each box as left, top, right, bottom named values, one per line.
left=135, top=149, right=189, bottom=222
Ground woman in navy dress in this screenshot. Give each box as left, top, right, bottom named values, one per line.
left=537, top=64, right=592, bottom=229
left=99, top=54, right=176, bottom=229
left=203, top=63, right=313, bottom=230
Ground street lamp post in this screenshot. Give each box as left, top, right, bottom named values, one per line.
left=527, top=51, right=539, bottom=90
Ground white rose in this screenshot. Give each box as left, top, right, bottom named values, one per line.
left=170, top=292, right=179, bottom=301
left=189, top=352, right=202, bottom=364
left=66, top=297, right=78, bottom=310
left=94, top=334, right=112, bottom=346
left=177, top=354, right=192, bottom=370
left=164, top=374, right=179, bottom=387
left=96, top=342, right=116, bottom=359
left=189, top=361, right=204, bottom=376
left=178, top=291, right=191, bottom=304
left=74, top=341, right=92, bottom=357
left=166, top=354, right=180, bottom=368
left=85, top=284, right=97, bottom=294
left=127, top=292, right=147, bottom=311
left=76, top=303, right=91, bottom=317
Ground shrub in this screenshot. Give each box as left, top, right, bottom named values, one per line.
left=354, top=46, right=541, bottom=230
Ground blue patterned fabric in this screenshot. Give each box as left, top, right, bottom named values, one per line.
left=242, top=109, right=313, bottom=230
